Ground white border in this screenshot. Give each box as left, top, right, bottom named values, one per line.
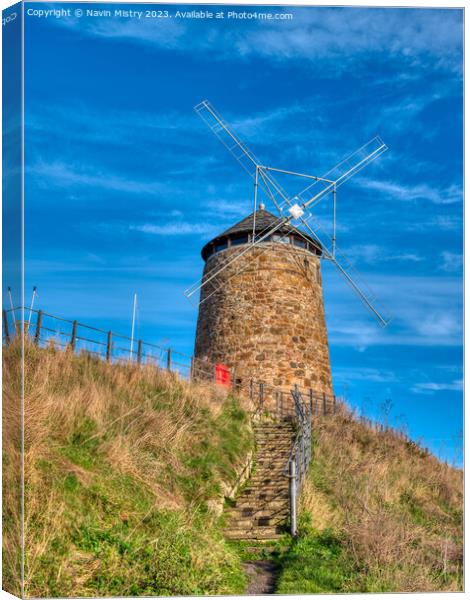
left=0, top=2, right=465, bottom=600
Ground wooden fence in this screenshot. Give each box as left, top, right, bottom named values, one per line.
left=3, top=307, right=219, bottom=382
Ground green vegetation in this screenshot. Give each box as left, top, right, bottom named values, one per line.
left=276, top=408, right=463, bottom=593
left=4, top=341, right=253, bottom=597
left=3, top=341, right=463, bottom=596
left=277, top=525, right=351, bottom=593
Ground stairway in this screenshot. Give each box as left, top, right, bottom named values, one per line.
left=224, top=421, right=295, bottom=540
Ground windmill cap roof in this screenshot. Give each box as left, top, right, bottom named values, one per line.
left=201, top=208, right=322, bottom=261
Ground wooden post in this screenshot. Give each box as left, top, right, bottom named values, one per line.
left=289, top=460, right=297, bottom=537
left=70, top=320, right=78, bottom=352
left=106, top=331, right=113, bottom=362
left=323, top=393, right=327, bottom=415
left=34, top=310, right=43, bottom=346
left=167, top=348, right=172, bottom=371
left=137, top=340, right=143, bottom=365
left=190, top=356, right=195, bottom=381
left=250, top=379, right=254, bottom=402
left=309, top=389, right=313, bottom=416
left=259, top=383, right=264, bottom=408
left=333, top=395, right=337, bottom=413
left=3, top=310, right=10, bottom=344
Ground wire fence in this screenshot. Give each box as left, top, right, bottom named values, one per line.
left=2, top=307, right=222, bottom=382
left=245, top=377, right=337, bottom=418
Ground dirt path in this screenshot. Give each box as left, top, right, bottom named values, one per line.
left=243, top=560, right=278, bottom=594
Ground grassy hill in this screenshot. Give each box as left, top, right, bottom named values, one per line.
left=276, top=406, right=463, bottom=593
left=3, top=341, right=253, bottom=597
left=3, top=341, right=463, bottom=596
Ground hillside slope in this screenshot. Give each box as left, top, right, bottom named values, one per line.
left=3, top=342, right=463, bottom=596
left=277, top=406, right=463, bottom=593
left=3, top=342, right=253, bottom=597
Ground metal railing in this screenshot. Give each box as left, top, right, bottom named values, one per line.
left=246, top=377, right=337, bottom=419
left=2, top=307, right=225, bottom=383
left=285, top=387, right=313, bottom=536
left=245, top=378, right=338, bottom=537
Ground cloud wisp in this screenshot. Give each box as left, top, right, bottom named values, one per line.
left=130, top=221, right=221, bottom=237
left=354, top=177, right=462, bottom=205
left=48, top=8, right=463, bottom=75
left=412, top=379, right=463, bottom=394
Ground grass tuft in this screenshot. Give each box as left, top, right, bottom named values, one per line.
left=277, top=404, right=463, bottom=593
left=3, top=340, right=253, bottom=597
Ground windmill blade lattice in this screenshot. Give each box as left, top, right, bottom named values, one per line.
left=295, top=215, right=391, bottom=327
left=294, top=136, right=388, bottom=211
left=195, top=100, right=292, bottom=214
left=189, top=99, right=391, bottom=326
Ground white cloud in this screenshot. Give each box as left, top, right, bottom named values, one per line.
left=346, top=244, right=423, bottom=264
left=414, top=313, right=461, bottom=338
left=130, top=222, right=220, bottom=237
left=28, top=160, right=167, bottom=195
left=334, top=367, right=398, bottom=383
left=354, top=178, right=462, bottom=205
left=406, top=214, right=462, bottom=232
left=440, top=251, right=463, bottom=273
left=412, top=379, right=463, bottom=394
left=51, top=8, right=462, bottom=75
left=205, top=198, right=250, bottom=218
left=323, top=272, right=462, bottom=349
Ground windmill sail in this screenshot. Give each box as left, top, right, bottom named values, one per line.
left=191, top=99, right=390, bottom=326
left=195, top=100, right=292, bottom=213
left=296, top=136, right=388, bottom=210
left=296, top=216, right=391, bottom=326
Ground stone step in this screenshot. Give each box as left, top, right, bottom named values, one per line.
left=239, top=492, right=288, bottom=502
left=224, top=526, right=285, bottom=540
left=256, top=452, right=290, bottom=458
left=255, top=428, right=294, bottom=433
left=254, top=465, right=288, bottom=472
left=234, top=500, right=289, bottom=512
left=227, top=516, right=287, bottom=528
left=251, top=474, right=286, bottom=481
left=256, top=427, right=294, bottom=433
left=254, top=424, right=294, bottom=429
left=228, top=507, right=289, bottom=519
left=249, top=479, right=288, bottom=487
left=251, top=472, right=286, bottom=479
left=255, top=437, right=293, bottom=441
left=223, top=422, right=296, bottom=541
left=256, top=443, right=292, bottom=448
left=256, top=461, right=289, bottom=467
left=256, top=443, right=292, bottom=449
left=240, top=482, right=289, bottom=491
left=237, top=489, right=289, bottom=499
left=256, top=455, right=288, bottom=460
left=257, top=446, right=291, bottom=450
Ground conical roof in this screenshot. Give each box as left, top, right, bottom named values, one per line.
left=201, top=207, right=321, bottom=260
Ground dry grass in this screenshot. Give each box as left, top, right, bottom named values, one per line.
left=3, top=341, right=23, bottom=597
left=306, top=403, right=463, bottom=592
left=3, top=340, right=252, bottom=597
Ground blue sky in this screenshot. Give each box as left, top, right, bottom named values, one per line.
left=21, top=3, right=463, bottom=463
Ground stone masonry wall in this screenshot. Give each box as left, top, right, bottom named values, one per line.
left=194, top=242, right=333, bottom=404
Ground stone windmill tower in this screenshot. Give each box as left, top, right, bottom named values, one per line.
left=194, top=204, right=333, bottom=397
left=186, top=101, right=389, bottom=403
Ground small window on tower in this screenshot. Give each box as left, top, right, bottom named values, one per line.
left=231, top=235, right=248, bottom=246
left=293, top=237, right=306, bottom=249
left=272, top=234, right=290, bottom=244
left=215, top=240, right=228, bottom=253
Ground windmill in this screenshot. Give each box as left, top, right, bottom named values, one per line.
left=185, top=100, right=390, bottom=327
